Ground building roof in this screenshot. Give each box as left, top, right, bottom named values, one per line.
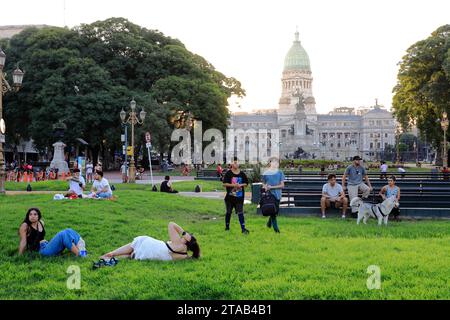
left=317, top=115, right=361, bottom=121
left=284, top=30, right=311, bottom=71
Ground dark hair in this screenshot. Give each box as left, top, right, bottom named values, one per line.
left=20, top=208, right=42, bottom=235
left=233, top=156, right=238, bottom=162
left=73, top=168, right=80, bottom=173
left=95, top=170, right=104, bottom=177
left=186, top=234, right=200, bottom=259
left=327, top=173, right=336, bottom=180
left=388, top=175, right=396, bottom=182
left=165, top=175, right=170, bottom=181
left=23, top=207, right=42, bottom=225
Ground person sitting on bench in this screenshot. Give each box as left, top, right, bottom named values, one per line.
left=321, top=173, right=348, bottom=219
left=160, top=176, right=178, bottom=193
left=379, top=175, right=401, bottom=221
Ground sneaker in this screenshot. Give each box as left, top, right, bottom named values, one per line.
left=342, top=214, right=346, bottom=219
left=266, top=220, right=272, bottom=228
left=242, top=229, right=250, bottom=235
left=274, top=229, right=280, bottom=233
left=225, top=227, right=230, bottom=231
left=321, top=214, right=326, bottom=219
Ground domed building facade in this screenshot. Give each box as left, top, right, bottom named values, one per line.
left=228, top=30, right=397, bottom=161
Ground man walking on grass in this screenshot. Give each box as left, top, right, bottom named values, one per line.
left=342, top=156, right=373, bottom=217
left=222, top=157, right=250, bottom=234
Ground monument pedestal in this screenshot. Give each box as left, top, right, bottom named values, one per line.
left=50, top=141, right=69, bottom=174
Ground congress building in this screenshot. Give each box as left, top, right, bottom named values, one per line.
left=228, top=30, right=397, bottom=161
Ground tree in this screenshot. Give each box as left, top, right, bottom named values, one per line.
left=3, top=18, right=245, bottom=167
left=392, top=25, right=450, bottom=152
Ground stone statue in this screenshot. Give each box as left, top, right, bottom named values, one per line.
left=293, top=89, right=305, bottom=113
left=50, top=141, right=69, bottom=174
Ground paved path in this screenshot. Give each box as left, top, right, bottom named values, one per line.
left=104, top=171, right=195, bottom=184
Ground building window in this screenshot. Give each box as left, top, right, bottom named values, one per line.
left=281, top=130, right=287, bottom=138
left=370, top=133, right=373, bottom=138
left=385, top=133, right=388, bottom=138
left=369, top=120, right=374, bottom=126
left=376, top=120, right=382, bottom=126
left=370, top=143, right=373, bottom=149
left=377, top=142, right=381, bottom=149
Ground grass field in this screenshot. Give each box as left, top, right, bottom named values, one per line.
left=0, top=183, right=449, bottom=300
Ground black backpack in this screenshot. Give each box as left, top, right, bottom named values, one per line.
left=259, top=191, right=277, bottom=216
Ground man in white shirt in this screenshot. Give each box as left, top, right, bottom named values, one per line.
left=380, top=161, right=388, bottom=180
left=91, top=170, right=113, bottom=199
left=398, top=166, right=406, bottom=179
left=66, top=168, right=86, bottom=198
left=321, top=173, right=348, bottom=219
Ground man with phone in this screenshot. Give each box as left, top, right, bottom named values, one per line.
left=321, top=174, right=348, bottom=218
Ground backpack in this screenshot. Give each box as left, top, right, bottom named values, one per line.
left=259, top=191, right=277, bottom=216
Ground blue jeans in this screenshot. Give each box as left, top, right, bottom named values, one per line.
left=39, top=228, right=81, bottom=257
left=97, top=192, right=112, bottom=199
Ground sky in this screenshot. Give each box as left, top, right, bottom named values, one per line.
left=1, top=0, right=449, bottom=114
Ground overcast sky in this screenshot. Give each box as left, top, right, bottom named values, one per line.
left=1, top=0, right=449, bottom=113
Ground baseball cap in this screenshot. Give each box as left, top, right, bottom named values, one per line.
left=352, top=156, right=362, bottom=161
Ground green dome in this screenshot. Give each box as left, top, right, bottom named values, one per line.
left=284, top=31, right=311, bottom=71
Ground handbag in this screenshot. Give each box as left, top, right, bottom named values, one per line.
left=259, top=190, right=278, bottom=216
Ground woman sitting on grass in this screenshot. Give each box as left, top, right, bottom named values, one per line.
left=18, top=207, right=87, bottom=257
left=99, top=222, right=200, bottom=262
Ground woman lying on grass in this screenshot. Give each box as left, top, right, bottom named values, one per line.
left=99, top=222, right=200, bottom=262
left=18, top=207, right=87, bottom=257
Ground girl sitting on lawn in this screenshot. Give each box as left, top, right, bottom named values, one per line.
left=18, top=207, right=87, bottom=257
left=99, top=222, right=200, bottom=262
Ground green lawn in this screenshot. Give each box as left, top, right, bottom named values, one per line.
left=0, top=186, right=449, bottom=300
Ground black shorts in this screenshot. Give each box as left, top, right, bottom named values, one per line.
left=225, top=199, right=244, bottom=214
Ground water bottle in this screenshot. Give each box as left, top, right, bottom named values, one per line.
left=78, top=237, right=87, bottom=257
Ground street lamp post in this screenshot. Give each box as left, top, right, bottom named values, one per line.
left=120, top=99, right=146, bottom=183
left=0, top=48, right=25, bottom=194
left=441, top=112, right=449, bottom=168
left=395, top=125, right=401, bottom=165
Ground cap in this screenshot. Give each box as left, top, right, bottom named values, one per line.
left=352, top=156, right=362, bottom=161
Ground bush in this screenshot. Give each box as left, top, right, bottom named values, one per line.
left=280, top=159, right=349, bottom=169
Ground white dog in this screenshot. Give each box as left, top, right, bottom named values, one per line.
left=350, top=196, right=399, bottom=226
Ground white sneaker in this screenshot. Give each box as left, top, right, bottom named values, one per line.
left=342, top=214, right=346, bottom=219
left=321, top=214, right=326, bottom=219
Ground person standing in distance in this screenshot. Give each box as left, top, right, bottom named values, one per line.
left=222, top=157, right=250, bottom=234
left=342, top=156, right=373, bottom=217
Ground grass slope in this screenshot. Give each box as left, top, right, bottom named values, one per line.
left=0, top=188, right=448, bottom=300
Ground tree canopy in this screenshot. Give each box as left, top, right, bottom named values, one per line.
left=2, top=17, right=244, bottom=165
left=392, top=25, right=450, bottom=149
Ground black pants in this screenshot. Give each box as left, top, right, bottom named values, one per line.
left=225, top=199, right=244, bottom=215
left=390, top=206, right=400, bottom=218
left=267, top=200, right=280, bottom=232
left=225, top=199, right=245, bottom=230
